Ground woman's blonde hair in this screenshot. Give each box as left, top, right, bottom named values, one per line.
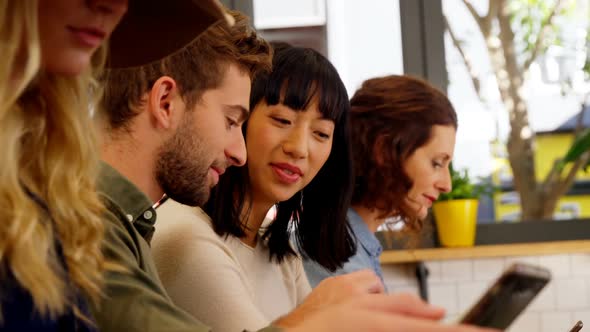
left=0, top=0, right=106, bottom=319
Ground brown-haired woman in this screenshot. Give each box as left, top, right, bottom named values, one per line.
left=303, top=75, right=458, bottom=289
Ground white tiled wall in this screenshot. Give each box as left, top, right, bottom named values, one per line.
left=382, top=254, right=590, bottom=332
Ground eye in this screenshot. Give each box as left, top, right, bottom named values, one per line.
left=271, top=116, right=291, bottom=125
left=314, top=130, right=331, bottom=140
left=313, top=120, right=335, bottom=141
left=432, top=160, right=443, bottom=169
left=226, top=117, right=239, bottom=129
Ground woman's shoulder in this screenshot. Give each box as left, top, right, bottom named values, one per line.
left=152, top=200, right=226, bottom=254
left=257, top=238, right=304, bottom=274
left=156, top=200, right=215, bottom=236
left=152, top=200, right=242, bottom=265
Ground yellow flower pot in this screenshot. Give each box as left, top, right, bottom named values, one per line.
left=432, top=199, right=478, bottom=247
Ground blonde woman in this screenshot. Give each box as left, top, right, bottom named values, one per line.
left=0, top=1, right=127, bottom=330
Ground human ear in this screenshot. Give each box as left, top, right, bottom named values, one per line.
left=148, top=76, right=179, bottom=129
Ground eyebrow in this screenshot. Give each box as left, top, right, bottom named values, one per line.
left=224, top=104, right=249, bottom=122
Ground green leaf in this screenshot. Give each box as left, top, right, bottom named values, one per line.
left=438, top=164, right=496, bottom=201
left=562, top=129, right=590, bottom=164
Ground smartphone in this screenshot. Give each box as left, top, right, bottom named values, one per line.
left=459, top=262, right=551, bottom=329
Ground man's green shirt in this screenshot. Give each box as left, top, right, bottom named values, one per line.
left=92, top=162, right=282, bottom=332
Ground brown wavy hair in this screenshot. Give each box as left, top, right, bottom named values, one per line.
left=101, top=10, right=272, bottom=132
left=349, top=75, right=457, bottom=232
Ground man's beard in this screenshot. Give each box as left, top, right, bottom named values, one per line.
left=155, top=117, right=211, bottom=207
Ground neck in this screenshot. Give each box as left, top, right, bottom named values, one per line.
left=351, top=204, right=385, bottom=233
left=240, top=193, right=274, bottom=248
left=101, top=133, right=163, bottom=204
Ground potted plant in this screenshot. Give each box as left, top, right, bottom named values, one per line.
left=432, top=164, right=491, bottom=247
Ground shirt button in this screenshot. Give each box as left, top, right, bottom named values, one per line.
left=126, top=214, right=133, bottom=222
left=143, top=210, right=153, bottom=220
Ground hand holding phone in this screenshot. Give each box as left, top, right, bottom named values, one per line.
left=459, top=262, right=551, bottom=329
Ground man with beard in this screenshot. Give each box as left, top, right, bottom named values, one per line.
left=95, top=6, right=274, bottom=332
left=96, top=3, right=498, bottom=332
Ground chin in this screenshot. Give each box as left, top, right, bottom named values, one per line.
left=275, top=195, right=294, bottom=204
left=417, top=208, right=429, bottom=220
left=49, top=52, right=92, bottom=76
left=272, top=191, right=298, bottom=204
left=48, top=62, right=88, bottom=76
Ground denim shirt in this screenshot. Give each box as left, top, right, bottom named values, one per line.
left=302, top=208, right=387, bottom=290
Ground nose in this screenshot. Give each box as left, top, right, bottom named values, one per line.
left=437, top=167, right=452, bottom=193
left=88, top=0, right=128, bottom=16
left=226, top=128, right=247, bottom=167
left=281, top=126, right=308, bottom=159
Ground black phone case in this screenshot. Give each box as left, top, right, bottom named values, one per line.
left=459, top=263, right=551, bottom=329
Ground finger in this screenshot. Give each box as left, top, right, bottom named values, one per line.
left=341, top=269, right=385, bottom=294
left=367, top=279, right=385, bottom=294
left=355, top=293, right=446, bottom=320
left=397, top=316, right=500, bottom=332
left=360, top=312, right=500, bottom=332
left=396, top=315, right=501, bottom=332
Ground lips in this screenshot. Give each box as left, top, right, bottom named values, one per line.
left=209, top=166, right=225, bottom=186
left=211, top=166, right=225, bottom=176
left=270, top=163, right=303, bottom=184
left=424, top=194, right=437, bottom=206
left=68, top=26, right=107, bottom=48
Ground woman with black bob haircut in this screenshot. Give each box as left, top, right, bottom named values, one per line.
left=206, top=45, right=356, bottom=270
left=150, top=45, right=366, bottom=332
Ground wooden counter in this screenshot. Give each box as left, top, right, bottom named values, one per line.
left=380, top=240, right=590, bottom=264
